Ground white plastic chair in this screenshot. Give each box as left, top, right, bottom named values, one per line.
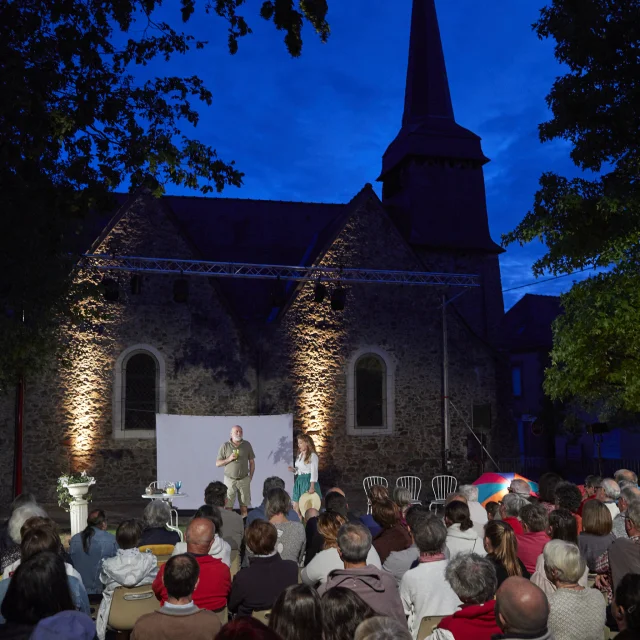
left=396, top=476, right=422, bottom=504
left=167, top=508, right=184, bottom=542
left=363, top=476, right=389, bottom=515
left=429, top=475, right=457, bottom=512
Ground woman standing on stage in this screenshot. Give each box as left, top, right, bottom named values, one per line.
left=289, top=433, right=322, bottom=517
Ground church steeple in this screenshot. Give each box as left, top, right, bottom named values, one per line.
left=379, top=0, right=501, bottom=253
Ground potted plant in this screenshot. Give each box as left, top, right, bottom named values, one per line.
left=57, top=471, right=96, bottom=512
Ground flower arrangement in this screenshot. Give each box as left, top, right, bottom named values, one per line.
left=57, top=471, right=96, bottom=512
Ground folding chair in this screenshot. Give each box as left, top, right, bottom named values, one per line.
left=108, top=584, right=160, bottom=633
left=396, top=476, right=422, bottom=504
left=417, top=616, right=445, bottom=640
left=429, top=475, right=457, bottom=512
left=363, top=476, right=389, bottom=515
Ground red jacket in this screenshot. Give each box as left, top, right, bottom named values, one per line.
left=516, top=530, right=550, bottom=574
left=153, top=555, right=231, bottom=611
left=502, top=517, right=524, bottom=535
left=438, top=600, right=501, bottom=640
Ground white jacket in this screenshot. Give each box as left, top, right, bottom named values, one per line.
left=445, top=523, right=486, bottom=558
left=96, top=548, right=158, bottom=640
left=171, top=534, right=231, bottom=567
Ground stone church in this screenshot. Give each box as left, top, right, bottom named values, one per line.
left=0, top=0, right=510, bottom=505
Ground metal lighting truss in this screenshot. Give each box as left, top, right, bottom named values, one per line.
left=81, top=254, right=480, bottom=288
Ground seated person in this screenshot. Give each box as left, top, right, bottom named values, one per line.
left=0, top=529, right=90, bottom=623
left=153, top=518, right=231, bottom=613
left=499, top=493, right=529, bottom=536
left=69, top=509, right=118, bottom=595
left=139, top=501, right=180, bottom=547
left=0, top=503, right=48, bottom=575
left=97, top=520, right=158, bottom=640
left=360, top=485, right=388, bottom=539
left=516, top=503, right=550, bottom=574
left=383, top=505, right=430, bottom=585
left=171, top=505, right=231, bottom=567
left=494, top=577, right=550, bottom=640
left=371, top=499, right=412, bottom=564
left=305, top=491, right=353, bottom=565
left=229, top=520, right=298, bottom=616
left=246, top=477, right=300, bottom=525
left=444, top=500, right=486, bottom=557
left=204, top=481, right=244, bottom=551
left=131, top=554, right=221, bottom=640
left=0, top=493, right=36, bottom=555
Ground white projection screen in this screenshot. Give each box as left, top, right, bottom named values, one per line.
left=156, top=414, right=294, bottom=510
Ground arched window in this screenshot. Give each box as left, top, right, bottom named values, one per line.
left=347, top=347, right=395, bottom=436
left=113, top=345, right=167, bottom=438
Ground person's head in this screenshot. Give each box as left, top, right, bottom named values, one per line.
left=218, top=616, right=281, bottom=640
left=164, top=554, right=199, bottom=602
left=262, top=476, right=286, bottom=501
left=554, top=481, right=583, bottom=514
left=519, top=503, right=548, bottom=533
left=483, top=520, right=522, bottom=578
left=405, top=504, right=430, bottom=534
left=485, top=502, right=500, bottom=520
left=20, top=516, right=57, bottom=540
left=582, top=499, right=613, bottom=536
left=354, top=616, right=412, bottom=640
left=495, top=577, right=549, bottom=636
left=619, top=486, right=640, bottom=513
left=304, top=508, right=319, bottom=522
left=543, top=539, right=586, bottom=586
left=321, top=587, right=375, bottom=640
left=8, top=504, right=47, bottom=544
left=393, top=487, right=412, bottom=515
left=265, top=487, right=291, bottom=520
left=143, top=500, right=171, bottom=529
left=336, top=523, right=372, bottom=565
left=584, top=475, right=602, bottom=498
left=297, top=433, right=317, bottom=463
left=444, top=500, right=473, bottom=531
left=459, top=485, right=480, bottom=503
left=613, top=573, right=640, bottom=632
left=245, top=520, right=278, bottom=556
left=0, top=551, right=75, bottom=624
left=185, top=518, right=215, bottom=555
left=625, top=500, right=640, bottom=537
left=325, top=491, right=349, bottom=520
left=368, top=485, right=389, bottom=503
left=413, top=514, right=447, bottom=556
left=21, top=527, right=60, bottom=561
left=538, top=473, right=562, bottom=504
left=115, top=519, right=142, bottom=549
left=500, top=493, right=528, bottom=519
left=81, top=509, right=107, bottom=554
left=269, top=584, right=323, bottom=640
left=615, top=469, right=638, bottom=487
left=547, top=508, right=578, bottom=545
left=446, top=553, right=497, bottom=605
left=445, top=492, right=467, bottom=505
left=193, top=504, right=223, bottom=538
left=318, top=511, right=346, bottom=550
left=204, top=481, right=228, bottom=508
left=597, top=478, right=621, bottom=503
left=372, top=499, right=400, bottom=531
left=327, top=487, right=346, bottom=498
left=509, top=479, right=531, bottom=496
left=9, top=493, right=37, bottom=515
left=230, top=425, right=243, bottom=443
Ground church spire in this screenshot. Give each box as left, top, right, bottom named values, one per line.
left=402, top=0, right=454, bottom=126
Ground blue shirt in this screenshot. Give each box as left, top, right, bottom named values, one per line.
left=69, top=527, right=118, bottom=594
left=0, top=574, right=90, bottom=623
left=246, top=503, right=300, bottom=525
left=360, top=514, right=383, bottom=538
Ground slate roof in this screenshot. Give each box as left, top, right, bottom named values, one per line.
left=501, top=294, right=563, bottom=351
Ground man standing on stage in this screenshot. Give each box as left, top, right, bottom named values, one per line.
left=216, top=425, right=255, bottom=518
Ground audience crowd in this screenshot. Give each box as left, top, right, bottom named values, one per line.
left=2, top=469, right=640, bottom=640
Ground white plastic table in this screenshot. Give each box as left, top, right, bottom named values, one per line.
left=141, top=492, right=188, bottom=507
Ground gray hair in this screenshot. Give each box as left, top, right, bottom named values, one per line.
left=459, top=485, right=479, bottom=502
left=510, top=479, right=531, bottom=495
left=354, top=616, right=412, bottom=640
left=337, top=523, right=372, bottom=563
left=620, top=485, right=640, bottom=506
left=615, top=469, right=638, bottom=486
left=445, top=492, right=467, bottom=505
left=8, top=504, right=48, bottom=544
left=393, top=487, right=412, bottom=509
left=265, top=487, right=291, bottom=519
left=543, top=539, right=586, bottom=584
left=520, top=503, right=549, bottom=533
left=602, top=478, right=621, bottom=501
left=627, top=500, right=640, bottom=528
left=445, top=553, right=497, bottom=604
left=262, top=476, right=285, bottom=499
left=143, top=500, right=171, bottom=528
left=413, top=514, right=447, bottom=555
left=502, top=493, right=528, bottom=518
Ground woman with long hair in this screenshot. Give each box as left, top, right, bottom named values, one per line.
left=483, top=520, right=529, bottom=586
left=371, top=499, right=412, bottom=563
left=360, top=485, right=388, bottom=538
left=322, top=587, right=376, bottom=640
left=530, top=508, right=588, bottom=596
left=445, top=500, right=485, bottom=557
left=269, top=584, right=323, bottom=640
left=288, top=433, right=322, bottom=517
left=579, top=500, right=616, bottom=571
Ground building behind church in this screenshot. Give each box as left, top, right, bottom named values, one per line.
left=0, top=0, right=514, bottom=505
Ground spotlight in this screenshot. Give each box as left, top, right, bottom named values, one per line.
left=271, top=276, right=287, bottom=308
left=101, top=277, right=119, bottom=302
left=173, top=278, right=189, bottom=303
left=330, top=286, right=346, bottom=311
left=130, top=274, right=142, bottom=295
left=313, top=281, right=327, bottom=303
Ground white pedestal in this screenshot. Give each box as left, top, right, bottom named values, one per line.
left=67, top=483, right=92, bottom=537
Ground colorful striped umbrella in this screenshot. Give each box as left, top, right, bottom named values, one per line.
left=472, top=472, right=539, bottom=507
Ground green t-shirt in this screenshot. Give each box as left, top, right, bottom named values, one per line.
left=217, top=439, right=255, bottom=479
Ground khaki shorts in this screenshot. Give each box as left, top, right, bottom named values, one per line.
left=224, top=475, right=251, bottom=508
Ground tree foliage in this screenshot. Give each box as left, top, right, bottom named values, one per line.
left=503, top=0, right=640, bottom=414
left=0, top=0, right=330, bottom=388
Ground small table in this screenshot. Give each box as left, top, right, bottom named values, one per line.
left=141, top=492, right=188, bottom=507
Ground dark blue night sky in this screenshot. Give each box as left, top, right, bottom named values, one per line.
left=150, top=0, right=589, bottom=309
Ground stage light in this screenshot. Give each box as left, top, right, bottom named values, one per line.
left=130, top=274, right=142, bottom=295
left=330, top=285, right=346, bottom=311
left=313, top=282, right=327, bottom=303
left=173, top=277, right=189, bottom=303
left=101, top=277, right=119, bottom=302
